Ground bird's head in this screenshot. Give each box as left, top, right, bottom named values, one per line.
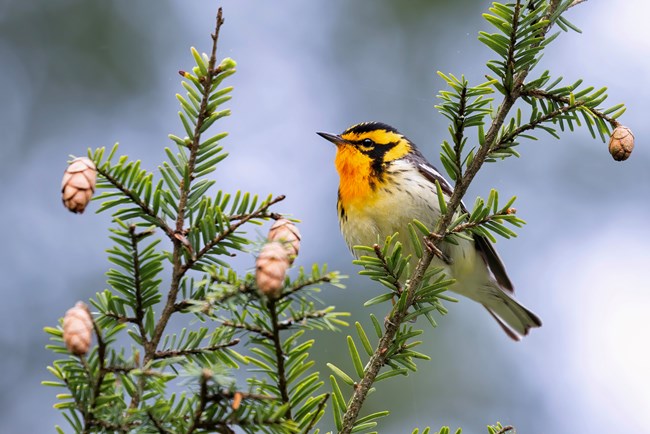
left=317, top=122, right=414, bottom=176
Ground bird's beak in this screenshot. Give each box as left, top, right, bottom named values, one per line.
left=317, top=131, right=346, bottom=146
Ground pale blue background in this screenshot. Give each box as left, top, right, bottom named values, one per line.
left=1, top=1, right=649, bottom=432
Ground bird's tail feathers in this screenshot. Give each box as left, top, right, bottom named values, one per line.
left=481, top=286, right=542, bottom=341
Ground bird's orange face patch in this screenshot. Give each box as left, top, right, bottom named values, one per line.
left=333, top=128, right=412, bottom=208
left=334, top=143, right=377, bottom=208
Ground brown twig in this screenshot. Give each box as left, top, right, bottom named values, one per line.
left=523, top=88, right=620, bottom=128
left=95, top=166, right=175, bottom=240
left=220, top=320, right=273, bottom=339
left=183, top=194, right=286, bottom=273
left=268, top=299, right=292, bottom=419
left=153, top=339, right=240, bottom=359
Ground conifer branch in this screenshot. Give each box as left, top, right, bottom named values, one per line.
left=153, top=339, right=240, bottom=359
left=186, top=371, right=210, bottom=434
left=523, top=88, right=621, bottom=127
left=182, top=194, right=286, bottom=272
left=95, top=166, right=175, bottom=239
left=372, top=244, right=403, bottom=294
left=220, top=320, right=273, bottom=339
left=268, top=299, right=292, bottom=419
left=128, top=225, right=150, bottom=347
left=147, top=7, right=225, bottom=364
left=277, top=310, right=329, bottom=330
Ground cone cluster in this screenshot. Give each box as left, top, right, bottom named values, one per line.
left=63, top=302, right=93, bottom=356
left=255, top=219, right=301, bottom=299
left=61, top=157, right=97, bottom=213
left=608, top=125, right=634, bottom=161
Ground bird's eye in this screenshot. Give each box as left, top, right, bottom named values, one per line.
left=362, top=138, right=374, bottom=146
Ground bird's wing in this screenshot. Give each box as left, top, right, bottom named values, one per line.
left=473, top=235, right=514, bottom=293
left=414, top=159, right=515, bottom=294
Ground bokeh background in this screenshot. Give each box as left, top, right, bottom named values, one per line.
left=1, top=0, right=649, bottom=432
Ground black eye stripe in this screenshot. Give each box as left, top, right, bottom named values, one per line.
left=352, top=140, right=399, bottom=152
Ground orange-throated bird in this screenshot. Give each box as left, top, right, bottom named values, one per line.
left=318, top=122, right=541, bottom=340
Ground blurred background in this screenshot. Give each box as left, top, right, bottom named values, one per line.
left=1, top=0, right=649, bottom=432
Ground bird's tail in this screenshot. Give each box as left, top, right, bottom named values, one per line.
left=481, top=287, right=542, bottom=341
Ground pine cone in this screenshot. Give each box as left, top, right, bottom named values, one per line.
left=256, top=242, right=290, bottom=298
left=268, top=219, right=301, bottom=263
left=61, top=157, right=97, bottom=213
left=63, top=302, right=93, bottom=356
left=608, top=126, right=634, bottom=161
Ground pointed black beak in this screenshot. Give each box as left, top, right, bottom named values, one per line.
left=317, top=131, right=346, bottom=146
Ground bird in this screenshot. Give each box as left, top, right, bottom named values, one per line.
left=317, top=121, right=541, bottom=340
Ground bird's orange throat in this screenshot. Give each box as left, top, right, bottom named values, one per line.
left=334, top=145, right=379, bottom=209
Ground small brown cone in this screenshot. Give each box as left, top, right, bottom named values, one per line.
left=608, top=126, right=634, bottom=161
left=268, top=219, right=301, bottom=263
left=256, top=242, right=290, bottom=299
left=63, top=302, right=93, bottom=356
left=62, top=157, right=97, bottom=213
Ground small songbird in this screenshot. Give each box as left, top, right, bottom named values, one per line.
left=317, top=122, right=541, bottom=340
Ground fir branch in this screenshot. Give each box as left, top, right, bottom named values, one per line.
left=147, top=7, right=225, bottom=364
left=448, top=211, right=517, bottom=235
left=523, top=88, right=620, bottom=127
left=279, top=275, right=333, bottom=300
left=301, top=393, right=329, bottom=434
left=221, top=320, right=273, bottom=339
left=372, top=244, right=403, bottom=294
left=128, top=225, right=151, bottom=347
left=339, top=2, right=575, bottom=432
left=95, top=165, right=174, bottom=239
left=153, top=339, right=240, bottom=359
left=228, top=210, right=283, bottom=221
left=497, top=99, right=582, bottom=146
left=206, top=390, right=278, bottom=402
left=79, top=315, right=110, bottom=433
left=183, top=194, right=286, bottom=272
left=186, top=370, right=210, bottom=434
left=452, top=85, right=468, bottom=176
left=277, top=310, right=329, bottom=330
left=103, top=312, right=138, bottom=323
left=268, top=299, right=292, bottom=419
left=147, top=410, right=173, bottom=434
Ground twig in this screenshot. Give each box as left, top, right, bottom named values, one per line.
left=372, top=244, right=403, bottom=294
left=183, top=194, right=286, bottom=272
left=277, top=310, right=328, bottom=330
left=206, top=390, right=278, bottom=402
left=301, top=394, right=329, bottom=434
left=278, top=275, right=333, bottom=300
left=153, top=339, right=240, bottom=359
left=220, top=320, right=273, bottom=339
left=523, top=88, right=620, bottom=128
left=147, top=411, right=173, bottom=434
left=186, top=370, right=210, bottom=434
left=127, top=224, right=150, bottom=409
left=452, top=84, right=468, bottom=176
left=95, top=166, right=175, bottom=240
left=268, top=299, right=292, bottom=419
